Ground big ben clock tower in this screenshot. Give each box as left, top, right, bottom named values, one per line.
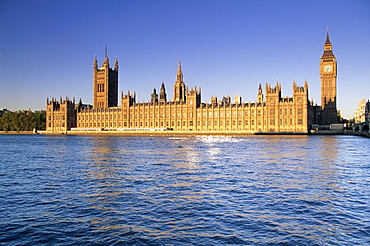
left=320, top=28, right=338, bottom=125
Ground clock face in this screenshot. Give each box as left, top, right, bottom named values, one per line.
left=324, top=64, right=333, bottom=73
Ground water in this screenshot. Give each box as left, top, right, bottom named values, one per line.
left=0, top=134, right=369, bottom=245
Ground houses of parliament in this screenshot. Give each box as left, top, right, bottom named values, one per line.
left=46, top=31, right=338, bottom=134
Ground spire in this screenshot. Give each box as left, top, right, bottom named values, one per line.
left=258, top=83, right=263, bottom=95
left=178, top=58, right=181, bottom=71
left=94, top=55, right=98, bottom=69
left=151, top=87, right=158, bottom=103
left=160, top=81, right=167, bottom=102
left=176, top=58, right=183, bottom=82
left=161, top=81, right=166, bottom=90
left=325, top=27, right=331, bottom=45
left=103, top=41, right=109, bottom=65
left=322, top=27, right=334, bottom=57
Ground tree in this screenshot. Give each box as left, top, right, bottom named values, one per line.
left=0, top=110, right=46, bottom=131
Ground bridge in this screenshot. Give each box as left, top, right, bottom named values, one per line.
left=353, top=122, right=370, bottom=137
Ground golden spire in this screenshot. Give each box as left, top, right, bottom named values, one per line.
left=176, top=58, right=183, bottom=82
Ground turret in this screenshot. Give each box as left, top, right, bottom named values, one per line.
left=114, top=57, right=118, bottom=71
left=173, top=59, right=186, bottom=102
left=151, top=88, right=158, bottom=103
left=257, top=83, right=263, bottom=103
left=159, top=82, right=167, bottom=102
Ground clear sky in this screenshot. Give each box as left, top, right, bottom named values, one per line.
left=1, top=0, right=369, bottom=119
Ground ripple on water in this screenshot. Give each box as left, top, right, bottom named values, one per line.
left=0, top=135, right=369, bottom=245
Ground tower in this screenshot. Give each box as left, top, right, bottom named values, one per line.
left=257, top=83, right=263, bottom=103
left=159, top=82, right=167, bottom=102
left=173, top=59, right=186, bottom=102
left=93, top=44, right=119, bottom=109
left=151, top=88, right=158, bottom=103
left=320, top=28, right=337, bottom=124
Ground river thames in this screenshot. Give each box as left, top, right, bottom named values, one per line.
left=0, top=134, right=369, bottom=245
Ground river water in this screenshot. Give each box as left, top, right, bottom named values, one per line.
left=0, top=134, right=369, bottom=245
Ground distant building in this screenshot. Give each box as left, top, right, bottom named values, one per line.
left=46, top=31, right=338, bottom=134
left=354, top=98, right=370, bottom=123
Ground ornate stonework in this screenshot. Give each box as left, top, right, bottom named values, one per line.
left=46, top=31, right=337, bottom=134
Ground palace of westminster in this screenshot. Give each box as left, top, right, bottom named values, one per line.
left=46, top=31, right=339, bottom=134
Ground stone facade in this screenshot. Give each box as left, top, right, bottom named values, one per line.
left=46, top=31, right=337, bottom=134
left=354, top=98, right=370, bottom=123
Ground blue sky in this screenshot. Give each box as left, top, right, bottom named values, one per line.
left=1, top=0, right=369, bottom=119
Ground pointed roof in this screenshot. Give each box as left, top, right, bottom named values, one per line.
left=325, top=27, right=331, bottom=45
left=176, top=58, right=183, bottom=82
left=178, top=58, right=182, bottom=72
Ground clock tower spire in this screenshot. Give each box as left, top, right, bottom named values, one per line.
left=320, top=28, right=338, bottom=125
